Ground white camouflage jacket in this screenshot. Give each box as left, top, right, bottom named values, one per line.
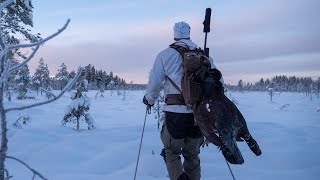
left=145, top=39, right=223, bottom=113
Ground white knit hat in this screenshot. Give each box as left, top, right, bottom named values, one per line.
left=174, top=21, right=190, bottom=39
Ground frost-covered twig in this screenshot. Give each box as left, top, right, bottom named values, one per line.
left=5, top=156, right=47, bottom=180
left=4, top=168, right=12, bottom=180
left=5, top=67, right=83, bottom=112
left=0, top=19, right=70, bottom=60
left=280, top=104, right=290, bottom=110
left=0, top=0, right=15, bottom=12
left=9, top=46, right=40, bottom=73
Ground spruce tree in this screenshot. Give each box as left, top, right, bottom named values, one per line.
left=33, top=58, right=50, bottom=94
left=15, top=64, right=31, bottom=99
left=55, top=62, right=69, bottom=90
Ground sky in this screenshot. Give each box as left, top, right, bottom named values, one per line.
left=27, top=0, right=320, bottom=85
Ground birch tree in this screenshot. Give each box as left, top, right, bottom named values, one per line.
left=0, top=0, right=82, bottom=179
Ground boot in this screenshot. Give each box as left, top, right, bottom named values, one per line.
left=177, top=172, right=190, bottom=180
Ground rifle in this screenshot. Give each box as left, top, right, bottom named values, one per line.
left=203, top=8, right=211, bottom=57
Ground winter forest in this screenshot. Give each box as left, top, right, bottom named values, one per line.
left=0, top=0, right=319, bottom=180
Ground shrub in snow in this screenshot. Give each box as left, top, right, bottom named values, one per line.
left=268, top=87, right=274, bottom=102
left=62, top=79, right=95, bottom=130
left=5, top=87, right=13, bottom=101
left=43, top=86, right=54, bottom=99
left=13, top=115, right=30, bottom=128
left=95, top=89, right=104, bottom=99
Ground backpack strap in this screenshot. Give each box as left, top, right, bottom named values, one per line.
left=167, top=42, right=189, bottom=94
left=166, top=76, right=182, bottom=94
left=169, top=42, right=189, bottom=58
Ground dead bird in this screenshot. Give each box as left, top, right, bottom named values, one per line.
left=193, top=77, right=262, bottom=164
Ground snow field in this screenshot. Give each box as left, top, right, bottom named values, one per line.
left=4, top=90, right=320, bottom=180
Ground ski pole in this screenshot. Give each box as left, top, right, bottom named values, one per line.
left=134, top=106, right=150, bottom=180
left=225, top=159, right=236, bottom=180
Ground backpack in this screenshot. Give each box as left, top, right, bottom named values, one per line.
left=167, top=42, right=214, bottom=109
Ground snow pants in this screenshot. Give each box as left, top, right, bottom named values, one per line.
left=160, top=112, right=204, bottom=180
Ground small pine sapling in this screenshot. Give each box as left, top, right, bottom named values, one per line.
left=43, top=86, right=53, bottom=99
left=62, top=77, right=95, bottom=130
left=268, top=87, right=274, bottom=102
left=95, top=78, right=104, bottom=99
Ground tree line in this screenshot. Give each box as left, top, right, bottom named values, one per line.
left=5, top=58, right=147, bottom=100
left=226, top=75, right=320, bottom=95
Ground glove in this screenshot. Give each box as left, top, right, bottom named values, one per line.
left=143, top=95, right=153, bottom=114
left=143, top=95, right=153, bottom=106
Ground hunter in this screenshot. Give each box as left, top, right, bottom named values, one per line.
left=143, top=21, right=223, bottom=180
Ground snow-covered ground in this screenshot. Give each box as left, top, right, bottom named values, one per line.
left=4, top=90, right=320, bottom=180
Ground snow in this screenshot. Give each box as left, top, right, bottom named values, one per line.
left=206, top=103, right=211, bottom=112
left=14, top=75, right=21, bottom=80
left=24, top=0, right=32, bottom=11
left=4, top=90, right=320, bottom=179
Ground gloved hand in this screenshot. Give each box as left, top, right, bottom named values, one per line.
left=143, top=95, right=153, bottom=113
left=143, top=95, right=153, bottom=106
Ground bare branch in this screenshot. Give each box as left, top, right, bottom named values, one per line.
left=40, top=88, right=56, bottom=98
left=4, top=168, right=12, bottom=180
left=5, top=156, right=47, bottom=180
left=0, top=19, right=70, bottom=60
left=9, top=19, right=70, bottom=49
left=5, top=67, right=83, bottom=113
left=9, top=46, right=40, bottom=73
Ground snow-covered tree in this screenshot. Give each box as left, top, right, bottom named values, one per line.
left=0, top=0, right=40, bottom=42
left=62, top=76, right=94, bottom=130
left=55, top=62, right=69, bottom=90
left=268, top=87, right=274, bottom=102
left=33, top=58, right=50, bottom=94
left=95, top=77, right=104, bottom=99
left=0, top=0, right=81, bottom=179
left=237, top=79, right=244, bottom=92
left=15, top=64, right=31, bottom=99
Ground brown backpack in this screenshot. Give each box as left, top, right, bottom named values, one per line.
left=167, top=43, right=212, bottom=109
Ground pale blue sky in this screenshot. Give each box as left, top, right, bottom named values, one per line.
left=29, top=0, right=320, bottom=84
